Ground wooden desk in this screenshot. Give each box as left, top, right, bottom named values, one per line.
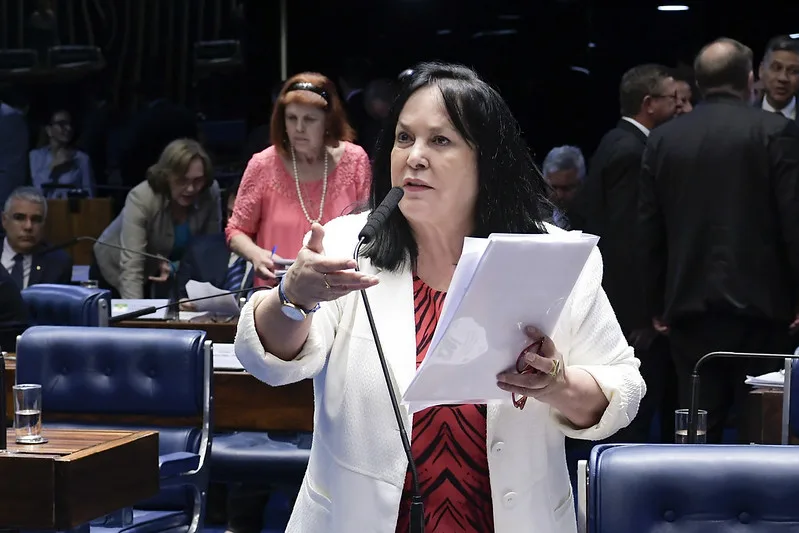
left=0, top=428, right=158, bottom=530
left=114, top=319, right=237, bottom=344
left=4, top=357, right=313, bottom=433
left=44, top=198, right=113, bottom=265
left=740, top=388, right=799, bottom=444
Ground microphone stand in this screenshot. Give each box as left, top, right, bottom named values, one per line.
left=354, top=239, right=424, bottom=533
left=688, top=350, right=797, bottom=443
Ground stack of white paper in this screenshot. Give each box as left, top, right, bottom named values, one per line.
left=402, top=231, right=599, bottom=413
left=185, top=280, right=241, bottom=316
left=744, top=369, right=784, bottom=388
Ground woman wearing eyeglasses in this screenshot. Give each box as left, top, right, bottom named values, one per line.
left=28, top=108, right=95, bottom=199
left=93, top=138, right=220, bottom=299
left=234, top=63, right=644, bottom=533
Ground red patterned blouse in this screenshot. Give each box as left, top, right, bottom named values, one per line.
left=395, top=276, right=495, bottom=532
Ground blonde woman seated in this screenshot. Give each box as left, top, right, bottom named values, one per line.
left=234, top=63, right=645, bottom=533
left=93, top=138, right=221, bottom=299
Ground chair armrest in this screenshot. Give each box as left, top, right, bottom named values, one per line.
left=577, top=459, right=587, bottom=533
left=159, top=451, right=200, bottom=478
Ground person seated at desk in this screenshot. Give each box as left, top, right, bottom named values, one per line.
left=176, top=178, right=253, bottom=306
left=29, top=108, right=94, bottom=199
left=93, top=138, right=221, bottom=299
left=1, top=186, right=72, bottom=289
left=0, top=264, right=27, bottom=352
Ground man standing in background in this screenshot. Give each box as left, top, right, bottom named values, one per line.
left=541, top=145, right=585, bottom=230
left=638, top=37, right=799, bottom=443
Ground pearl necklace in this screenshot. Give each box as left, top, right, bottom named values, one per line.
left=291, top=145, right=328, bottom=225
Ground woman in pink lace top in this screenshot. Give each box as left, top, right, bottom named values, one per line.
left=226, top=73, right=371, bottom=287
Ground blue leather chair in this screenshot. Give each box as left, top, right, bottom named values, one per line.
left=211, top=431, right=311, bottom=488
left=587, top=443, right=799, bottom=532
left=22, top=284, right=110, bottom=326
left=15, top=326, right=212, bottom=533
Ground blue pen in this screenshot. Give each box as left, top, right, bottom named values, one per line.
left=271, top=245, right=277, bottom=257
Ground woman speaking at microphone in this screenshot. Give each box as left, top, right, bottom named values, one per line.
left=234, top=63, right=645, bottom=533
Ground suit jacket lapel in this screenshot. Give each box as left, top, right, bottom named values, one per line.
left=28, top=255, right=43, bottom=286
left=358, top=259, right=417, bottom=399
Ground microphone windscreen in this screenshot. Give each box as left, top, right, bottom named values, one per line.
left=358, top=187, right=405, bottom=244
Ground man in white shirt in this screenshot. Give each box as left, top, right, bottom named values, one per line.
left=0, top=186, right=72, bottom=289
left=758, top=35, right=799, bottom=120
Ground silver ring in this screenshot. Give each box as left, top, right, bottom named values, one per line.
left=323, top=273, right=331, bottom=290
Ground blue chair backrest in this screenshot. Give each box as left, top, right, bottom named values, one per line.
left=21, top=284, right=110, bottom=326
left=15, top=326, right=211, bottom=510
left=588, top=444, right=799, bottom=533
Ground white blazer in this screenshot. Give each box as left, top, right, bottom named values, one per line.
left=235, top=212, right=645, bottom=533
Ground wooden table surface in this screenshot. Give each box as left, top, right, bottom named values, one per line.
left=4, top=355, right=314, bottom=432
left=0, top=428, right=158, bottom=530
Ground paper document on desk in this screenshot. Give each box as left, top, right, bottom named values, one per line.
left=403, top=231, right=599, bottom=413
left=185, top=280, right=241, bottom=315
left=111, top=299, right=169, bottom=320
left=214, top=343, right=244, bottom=370
left=745, top=369, right=784, bottom=388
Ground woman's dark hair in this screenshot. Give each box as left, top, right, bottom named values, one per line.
left=363, top=62, right=548, bottom=272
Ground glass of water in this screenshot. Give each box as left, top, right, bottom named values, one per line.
left=14, top=384, right=45, bottom=444
left=675, top=408, right=707, bottom=444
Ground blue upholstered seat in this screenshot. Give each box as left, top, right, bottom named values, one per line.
left=588, top=443, right=799, bottom=532
left=22, top=284, right=110, bottom=326
left=15, top=326, right=212, bottom=533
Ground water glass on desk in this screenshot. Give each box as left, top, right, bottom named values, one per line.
left=675, top=408, right=707, bottom=444
left=14, top=384, right=45, bottom=444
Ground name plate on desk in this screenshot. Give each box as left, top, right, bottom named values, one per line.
left=111, top=299, right=169, bottom=320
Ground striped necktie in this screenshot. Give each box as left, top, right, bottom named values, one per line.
left=224, top=256, right=246, bottom=292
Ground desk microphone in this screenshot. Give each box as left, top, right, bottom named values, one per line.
left=354, top=187, right=424, bottom=533
left=687, top=350, right=798, bottom=443
left=108, top=285, right=268, bottom=323
left=43, top=236, right=181, bottom=316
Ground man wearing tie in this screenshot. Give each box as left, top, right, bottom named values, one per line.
left=0, top=186, right=72, bottom=290
left=757, top=35, right=799, bottom=120
left=177, top=179, right=252, bottom=303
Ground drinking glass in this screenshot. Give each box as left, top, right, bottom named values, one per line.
left=674, top=408, right=707, bottom=444
left=14, top=384, right=45, bottom=444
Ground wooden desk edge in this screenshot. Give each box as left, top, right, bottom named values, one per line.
left=60, top=430, right=158, bottom=461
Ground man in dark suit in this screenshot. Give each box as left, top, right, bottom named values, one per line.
left=1, top=186, right=72, bottom=290
left=572, top=63, right=678, bottom=442
left=756, top=35, right=798, bottom=120
left=176, top=179, right=252, bottom=302
left=0, top=264, right=27, bottom=351
left=638, top=37, right=799, bottom=443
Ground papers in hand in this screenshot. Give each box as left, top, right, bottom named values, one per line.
left=111, top=299, right=169, bottom=320
left=185, top=281, right=241, bottom=316
left=745, top=369, right=784, bottom=388
left=402, top=231, right=599, bottom=413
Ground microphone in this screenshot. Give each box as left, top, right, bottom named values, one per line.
left=45, top=236, right=180, bottom=316
left=109, top=285, right=268, bottom=324
left=357, top=186, right=405, bottom=244
left=353, top=188, right=425, bottom=533
left=687, top=350, right=797, bottom=443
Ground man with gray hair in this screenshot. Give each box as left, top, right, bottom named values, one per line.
left=541, top=145, right=585, bottom=230
left=0, top=186, right=72, bottom=289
